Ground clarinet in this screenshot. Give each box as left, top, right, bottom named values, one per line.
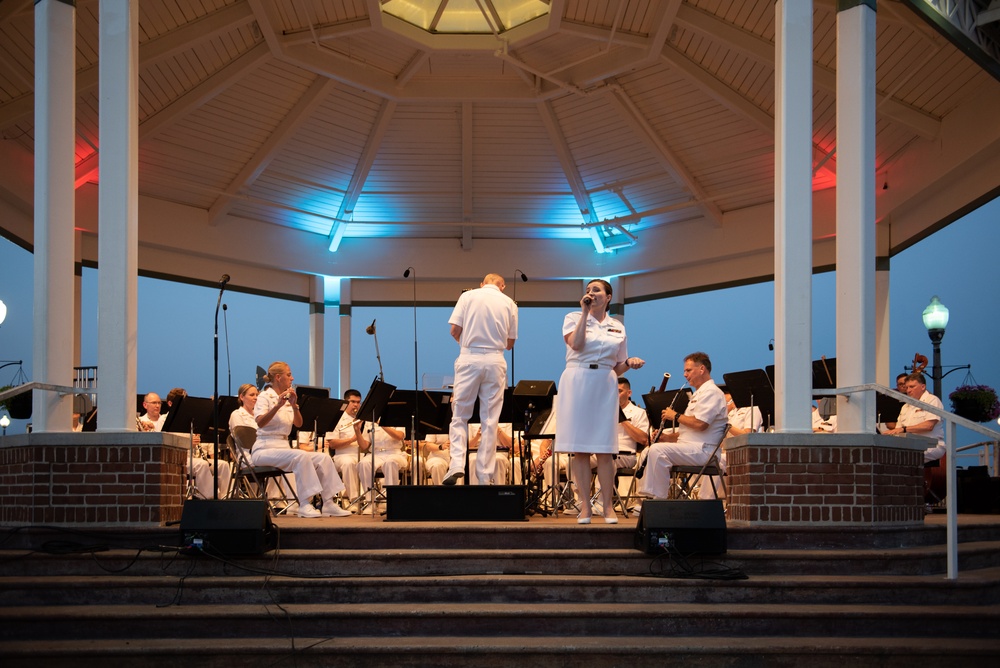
left=637, top=380, right=687, bottom=479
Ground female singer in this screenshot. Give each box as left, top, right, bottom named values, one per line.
left=555, top=279, right=645, bottom=524
left=253, top=361, right=351, bottom=518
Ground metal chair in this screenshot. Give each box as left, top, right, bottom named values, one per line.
left=227, top=426, right=295, bottom=515
left=669, top=425, right=730, bottom=503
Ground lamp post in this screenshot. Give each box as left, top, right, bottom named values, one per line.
left=921, top=295, right=950, bottom=399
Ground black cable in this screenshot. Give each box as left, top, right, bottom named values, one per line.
left=645, top=548, right=748, bottom=580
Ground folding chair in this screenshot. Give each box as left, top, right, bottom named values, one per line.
left=670, top=425, right=730, bottom=503
left=227, top=426, right=295, bottom=515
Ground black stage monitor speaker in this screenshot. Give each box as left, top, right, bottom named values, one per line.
left=180, top=499, right=276, bottom=555
left=385, top=485, right=525, bottom=521
left=634, top=500, right=726, bottom=555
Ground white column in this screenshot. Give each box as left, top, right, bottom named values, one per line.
left=875, top=256, right=890, bottom=388
left=773, top=0, right=814, bottom=433
left=339, top=278, right=352, bottom=397
left=33, top=0, right=77, bottom=432
left=97, top=0, right=139, bottom=432
left=609, top=276, right=624, bottom=320
left=836, top=0, right=877, bottom=433
left=309, top=275, right=325, bottom=388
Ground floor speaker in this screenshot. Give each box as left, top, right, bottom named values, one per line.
left=385, top=485, right=525, bottom=521
left=180, top=499, right=276, bottom=555
left=634, top=500, right=726, bottom=555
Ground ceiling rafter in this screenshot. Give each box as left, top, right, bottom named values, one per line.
left=74, top=42, right=271, bottom=188
left=461, top=101, right=474, bottom=248
left=674, top=3, right=941, bottom=140
left=207, top=76, right=338, bottom=226
left=328, top=98, right=398, bottom=252
left=660, top=44, right=837, bottom=177
left=536, top=99, right=604, bottom=250
left=0, top=0, right=257, bottom=130
left=605, top=86, right=724, bottom=227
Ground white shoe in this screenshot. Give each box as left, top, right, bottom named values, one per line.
left=322, top=503, right=352, bottom=517
left=294, top=503, right=321, bottom=518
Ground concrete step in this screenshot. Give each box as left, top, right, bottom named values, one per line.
left=3, top=539, right=999, bottom=578
left=2, top=568, right=998, bottom=608
left=1, top=635, right=998, bottom=668
left=1, top=602, right=998, bottom=642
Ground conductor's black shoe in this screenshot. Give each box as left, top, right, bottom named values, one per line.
left=442, top=471, right=464, bottom=486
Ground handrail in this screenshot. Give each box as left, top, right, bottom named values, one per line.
left=814, top=383, right=1000, bottom=580
left=0, top=381, right=98, bottom=404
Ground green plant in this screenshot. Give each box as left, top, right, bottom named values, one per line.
left=949, top=384, right=1000, bottom=423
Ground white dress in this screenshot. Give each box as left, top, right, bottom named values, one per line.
left=554, top=311, right=628, bottom=454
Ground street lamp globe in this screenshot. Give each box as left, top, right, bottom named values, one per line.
left=0, top=299, right=7, bottom=326
left=0, top=414, right=9, bottom=435
left=922, top=295, right=949, bottom=332
left=921, top=296, right=949, bottom=399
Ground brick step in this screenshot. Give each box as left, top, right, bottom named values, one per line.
left=1, top=635, right=999, bottom=668
left=3, top=540, right=999, bottom=578
left=2, top=568, right=998, bottom=608
left=2, top=602, right=998, bottom=642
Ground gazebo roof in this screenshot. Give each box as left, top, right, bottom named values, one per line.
left=0, top=0, right=998, bottom=304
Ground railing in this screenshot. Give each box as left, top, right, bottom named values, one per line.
left=815, top=383, right=1000, bottom=580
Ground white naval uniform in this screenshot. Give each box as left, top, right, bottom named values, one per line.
left=253, top=387, right=345, bottom=505
left=448, top=282, right=518, bottom=483
left=356, top=425, right=410, bottom=491
left=644, top=379, right=728, bottom=500
left=327, top=411, right=363, bottom=499
left=156, top=410, right=231, bottom=500
left=897, top=390, right=945, bottom=462
left=554, top=311, right=627, bottom=455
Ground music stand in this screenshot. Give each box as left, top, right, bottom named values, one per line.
left=212, top=395, right=240, bottom=453
left=642, top=388, right=692, bottom=437
left=161, top=395, right=215, bottom=438
left=357, top=377, right=396, bottom=516
left=876, top=393, right=903, bottom=428
left=723, top=369, right=775, bottom=431
left=298, top=396, right=346, bottom=449
left=812, top=357, right=837, bottom=399
left=161, top=395, right=217, bottom=499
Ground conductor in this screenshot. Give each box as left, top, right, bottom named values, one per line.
left=444, top=273, right=518, bottom=485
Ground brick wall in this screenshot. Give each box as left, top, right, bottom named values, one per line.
left=0, top=434, right=187, bottom=526
left=726, top=434, right=925, bottom=526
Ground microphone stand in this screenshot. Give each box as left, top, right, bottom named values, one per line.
left=212, top=276, right=229, bottom=500
left=406, top=268, right=419, bottom=485
left=222, top=304, right=231, bottom=396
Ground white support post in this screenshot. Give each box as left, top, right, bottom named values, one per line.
left=33, top=0, right=77, bottom=432
left=309, top=275, right=325, bottom=388
left=836, top=0, right=877, bottom=433
left=339, top=278, right=352, bottom=397
left=97, top=0, right=140, bottom=432
left=773, top=0, right=814, bottom=433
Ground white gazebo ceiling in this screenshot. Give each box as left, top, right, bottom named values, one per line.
left=0, top=0, right=998, bottom=304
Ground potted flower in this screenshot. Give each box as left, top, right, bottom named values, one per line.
left=0, top=384, right=31, bottom=420
left=949, top=384, right=1000, bottom=423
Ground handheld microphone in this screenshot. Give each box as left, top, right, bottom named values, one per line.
left=583, top=296, right=592, bottom=305
left=219, top=274, right=230, bottom=287
left=366, top=319, right=376, bottom=335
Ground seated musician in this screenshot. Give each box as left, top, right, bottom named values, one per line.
left=325, top=389, right=366, bottom=506
left=885, top=372, right=945, bottom=462
left=356, top=422, right=408, bottom=513
left=468, top=423, right=513, bottom=485
left=643, top=352, right=728, bottom=501
left=144, top=388, right=231, bottom=500
left=420, top=432, right=451, bottom=485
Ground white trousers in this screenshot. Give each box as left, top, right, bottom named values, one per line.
left=191, top=458, right=232, bottom=499
left=252, top=446, right=345, bottom=505
left=449, top=351, right=506, bottom=483
left=643, top=441, right=718, bottom=499
left=332, top=453, right=361, bottom=499
left=357, top=451, right=410, bottom=490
